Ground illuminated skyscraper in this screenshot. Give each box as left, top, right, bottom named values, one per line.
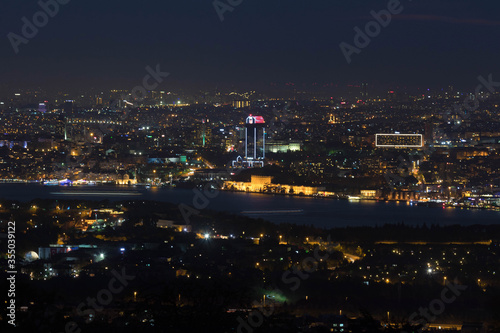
left=245, top=115, right=266, bottom=160
left=232, top=115, right=266, bottom=168
left=361, top=82, right=368, bottom=100
left=63, top=100, right=75, bottom=115
left=201, top=118, right=209, bottom=147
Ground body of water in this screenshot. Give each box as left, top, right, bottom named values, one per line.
left=0, top=184, right=498, bottom=228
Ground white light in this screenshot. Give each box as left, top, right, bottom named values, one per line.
left=204, top=234, right=210, bottom=239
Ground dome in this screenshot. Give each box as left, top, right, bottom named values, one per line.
left=25, top=251, right=39, bottom=262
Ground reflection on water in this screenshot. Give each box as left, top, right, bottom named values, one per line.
left=0, top=184, right=498, bottom=228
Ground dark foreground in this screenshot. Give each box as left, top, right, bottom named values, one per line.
left=0, top=199, right=499, bottom=332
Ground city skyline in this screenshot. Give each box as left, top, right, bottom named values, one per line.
left=1, top=1, right=499, bottom=332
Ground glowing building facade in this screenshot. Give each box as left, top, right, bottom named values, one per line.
left=232, top=115, right=266, bottom=168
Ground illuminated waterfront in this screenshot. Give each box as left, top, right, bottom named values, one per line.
left=1, top=184, right=497, bottom=227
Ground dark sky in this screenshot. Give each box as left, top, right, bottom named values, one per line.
left=1, top=0, right=499, bottom=93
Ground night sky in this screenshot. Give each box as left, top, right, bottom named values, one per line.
left=1, top=0, right=499, bottom=93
